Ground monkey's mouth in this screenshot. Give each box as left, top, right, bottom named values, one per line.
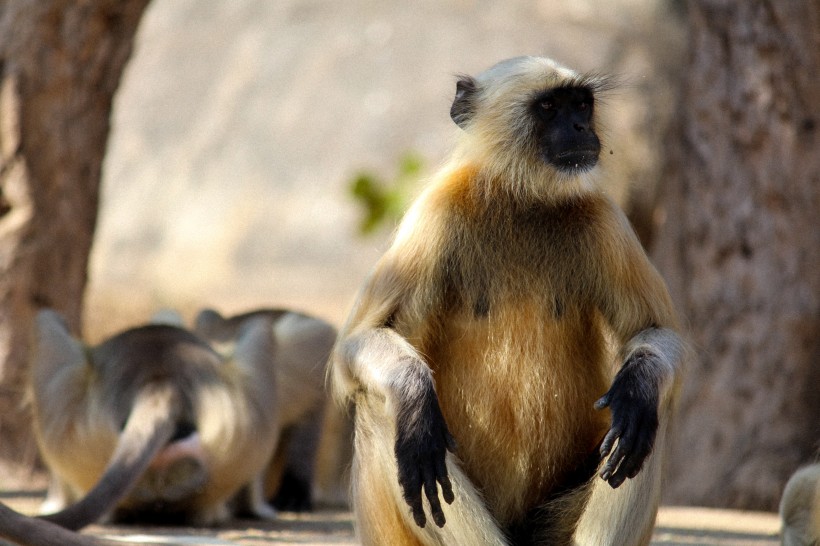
left=550, top=149, right=599, bottom=172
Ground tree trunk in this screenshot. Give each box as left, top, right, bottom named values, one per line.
left=0, top=0, right=149, bottom=480
left=654, top=0, right=820, bottom=510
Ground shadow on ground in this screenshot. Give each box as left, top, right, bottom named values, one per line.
left=2, top=489, right=780, bottom=546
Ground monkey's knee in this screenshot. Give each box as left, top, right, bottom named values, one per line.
left=780, top=463, right=820, bottom=546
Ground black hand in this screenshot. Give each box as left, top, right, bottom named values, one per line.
left=594, top=352, right=659, bottom=488
left=394, top=387, right=457, bottom=528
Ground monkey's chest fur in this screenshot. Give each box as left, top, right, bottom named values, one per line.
left=418, top=200, right=613, bottom=525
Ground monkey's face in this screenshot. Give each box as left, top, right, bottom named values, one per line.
left=531, top=86, right=600, bottom=173
left=450, top=56, right=607, bottom=182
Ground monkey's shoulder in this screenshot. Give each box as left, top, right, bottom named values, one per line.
left=430, top=191, right=633, bottom=259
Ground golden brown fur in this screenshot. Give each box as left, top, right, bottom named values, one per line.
left=331, top=56, right=685, bottom=545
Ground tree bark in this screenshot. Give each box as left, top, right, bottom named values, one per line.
left=654, top=0, right=820, bottom=510
left=0, top=0, right=149, bottom=478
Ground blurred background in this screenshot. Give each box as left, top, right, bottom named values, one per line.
left=2, top=0, right=817, bottom=521
left=86, top=0, right=684, bottom=335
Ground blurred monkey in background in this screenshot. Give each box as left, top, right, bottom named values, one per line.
left=29, top=308, right=280, bottom=528
left=0, top=305, right=351, bottom=545
left=780, top=462, right=820, bottom=546
left=195, top=307, right=351, bottom=512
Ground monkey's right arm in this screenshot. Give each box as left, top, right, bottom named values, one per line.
left=332, top=253, right=456, bottom=528
left=334, top=326, right=456, bottom=528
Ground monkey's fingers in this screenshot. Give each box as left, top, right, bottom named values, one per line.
left=602, top=401, right=659, bottom=488
left=599, top=438, right=622, bottom=485
left=435, top=454, right=455, bottom=505
left=601, top=424, right=638, bottom=488
left=598, top=421, right=621, bottom=459
left=618, top=444, right=648, bottom=482
left=422, top=465, right=447, bottom=527
left=594, top=392, right=611, bottom=411
left=615, top=413, right=656, bottom=482
left=411, top=506, right=427, bottom=528
left=404, top=476, right=427, bottom=528
left=397, top=457, right=427, bottom=527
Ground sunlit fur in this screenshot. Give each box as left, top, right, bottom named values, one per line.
left=28, top=309, right=279, bottom=526
left=331, top=56, right=684, bottom=545
left=194, top=308, right=349, bottom=509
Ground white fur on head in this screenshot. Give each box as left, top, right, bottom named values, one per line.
left=451, top=56, right=612, bottom=203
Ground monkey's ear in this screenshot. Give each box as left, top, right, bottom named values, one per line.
left=195, top=308, right=224, bottom=337
left=31, top=309, right=87, bottom=383
left=150, top=308, right=185, bottom=326
left=231, top=315, right=276, bottom=375
left=450, top=76, right=477, bottom=129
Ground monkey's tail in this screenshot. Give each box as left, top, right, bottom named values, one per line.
left=38, top=383, right=182, bottom=531
left=1, top=500, right=180, bottom=546
left=0, top=501, right=107, bottom=545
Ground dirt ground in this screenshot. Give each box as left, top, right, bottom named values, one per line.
left=1, top=488, right=780, bottom=546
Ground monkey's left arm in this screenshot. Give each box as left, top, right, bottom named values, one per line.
left=593, top=211, right=686, bottom=488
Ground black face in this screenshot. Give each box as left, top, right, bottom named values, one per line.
left=532, top=86, right=600, bottom=172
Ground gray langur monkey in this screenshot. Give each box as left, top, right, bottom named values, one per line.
left=330, top=56, right=687, bottom=545
left=780, top=463, right=820, bottom=546
left=0, top=308, right=280, bottom=546
left=1, top=305, right=350, bottom=546
left=194, top=307, right=349, bottom=511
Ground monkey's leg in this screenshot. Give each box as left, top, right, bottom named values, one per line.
left=573, top=328, right=684, bottom=546
left=271, top=407, right=323, bottom=512
left=571, top=414, right=668, bottom=546
left=352, top=397, right=508, bottom=546
left=39, top=475, right=78, bottom=515
left=507, top=447, right=602, bottom=546
left=312, top=401, right=354, bottom=508
left=233, top=474, right=278, bottom=522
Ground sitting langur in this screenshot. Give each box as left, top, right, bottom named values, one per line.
left=330, top=56, right=686, bottom=545
left=194, top=308, right=347, bottom=511
left=780, top=463, right=820, bottom=546
left=29, top=308, right=279, bottom=529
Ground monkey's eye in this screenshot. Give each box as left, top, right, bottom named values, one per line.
left=577, top=101, right=590, bottom=111
left=540, top=100, right=554, bottom=111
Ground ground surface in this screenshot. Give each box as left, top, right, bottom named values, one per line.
left=1, top=489, right=780, bottom=546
